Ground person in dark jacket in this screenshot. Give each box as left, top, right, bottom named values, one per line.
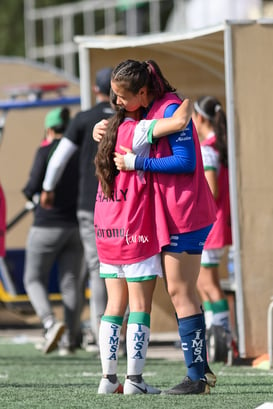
left=23, top=107, right=84, bottom=355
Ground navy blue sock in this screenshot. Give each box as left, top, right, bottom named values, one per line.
left=178, top=313, right=205, bottom=381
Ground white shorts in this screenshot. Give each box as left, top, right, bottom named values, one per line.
left=201, top=248, right=225, bottom=267
left=100, top=254, right=162, bottom=282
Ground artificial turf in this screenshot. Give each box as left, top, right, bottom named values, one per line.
left=0, top=341, right=273, bottom=409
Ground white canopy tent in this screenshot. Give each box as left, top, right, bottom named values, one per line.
left=75, top=20, right=273, bottom=358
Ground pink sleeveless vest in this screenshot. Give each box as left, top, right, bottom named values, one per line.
left=201, top=136, right=232, bottom=248
left=0, top=183, right=6, bottom=257
left=94, top=120, right=170, bottom=264
left=146, top=93, right=217, bottom=234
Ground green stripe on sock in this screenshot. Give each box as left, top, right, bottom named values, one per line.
left=101, top=315, right=123, bottom=326
left=203, top=300, right=213, bottom=312
left=211, top=299, right=229, bottom=313
left=128, top=311, right=150, bottom=328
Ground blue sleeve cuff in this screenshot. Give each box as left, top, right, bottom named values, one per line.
left=135, top=155, right=145, bottom=170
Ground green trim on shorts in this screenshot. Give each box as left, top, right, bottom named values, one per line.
left=101, top=315, right=123, bottom=326
left=211, top=299, right=229, bottom=313
left=100, top=273, right=117, bottom=278
left=201, top=262, right=219, bottom=268
left=147, top=120, right=158, bottom=143
left=128, top=311, right=150, bottom=328
left=126, top=275, right=157, bottom=282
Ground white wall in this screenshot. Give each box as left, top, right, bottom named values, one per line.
left=167, top=0, right=263, bottom=32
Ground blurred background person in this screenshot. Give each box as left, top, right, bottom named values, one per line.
left=193, top=95, right=234, bottom=355
left=23, top=107, right=84, bottom=356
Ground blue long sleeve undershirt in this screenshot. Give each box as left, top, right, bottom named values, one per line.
left=135, top=103, right=196, bottom=174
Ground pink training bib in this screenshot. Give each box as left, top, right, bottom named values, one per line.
left=201, top=136, right=232, bottom=248
left=146, top=93, right=217, bottom=234
left=94, top=120, right=170, bottom=264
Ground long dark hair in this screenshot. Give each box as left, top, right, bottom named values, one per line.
left=194, top=96, right=228, bottom=167
left=94, top=91, right=125, bottom=198
left=111, top=59, right=176, bottom=100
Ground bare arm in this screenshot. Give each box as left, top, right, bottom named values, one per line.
left=204, top=169, right=218, bottom=199
left=92, top=119, right=109, bottom=142
left=114, top=99, right=193, bottom=171
left=40, top=190, right=55, bottom=209
left=93, top=100, right=192, bottom=142
left=152, top=98, right=193, bottom=138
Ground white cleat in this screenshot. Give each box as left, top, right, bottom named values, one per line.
left=98, top=377, right=123, bottom=394
left=124, top=377, right=161, bottom=395
left=43, top=322, right=65, bottom=354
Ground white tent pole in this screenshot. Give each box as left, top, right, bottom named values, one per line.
left=78, top=44, right=91, bottom=110
left=224, top=23, right=245, bottom=357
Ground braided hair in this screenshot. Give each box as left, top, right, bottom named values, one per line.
left=111, top=59, right=176, bottom=101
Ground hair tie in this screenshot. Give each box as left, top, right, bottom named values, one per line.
left=145, top=60, right=164, bottom=96
left=145, top=60, right=156, bottom=76
left=215, top=104, right=221, bottom=113
left=194, top=101, right=212, bottom=120
left=144, top=61, right=149, bottom=69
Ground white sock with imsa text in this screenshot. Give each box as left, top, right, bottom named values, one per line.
left=126, top=312, right=150, bottom=376
left=99, top=316, right=122, bottom=376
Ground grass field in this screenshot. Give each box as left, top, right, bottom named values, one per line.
left=0, top=340, right=273, bottom=409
